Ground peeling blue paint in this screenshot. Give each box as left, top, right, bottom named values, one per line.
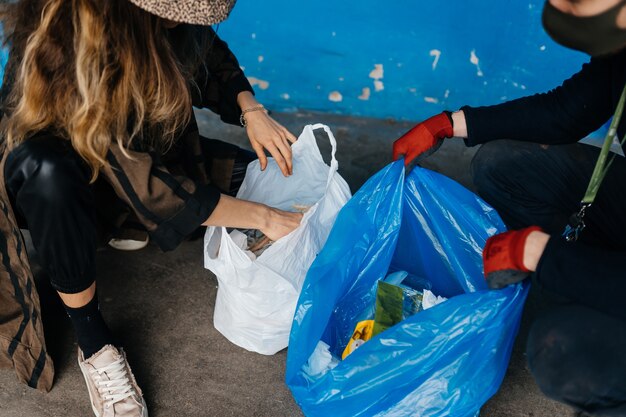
left=0, top=3, right=589, bottom=124
left=0, top=24, right=7, bottom=84
left=219, top=0, right=588, bottom=121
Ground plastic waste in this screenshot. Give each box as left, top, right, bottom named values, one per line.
left=228, top=230, right=257, bottom=261
left=286, top=161, right=529, bottom=417
left=204, top=124, right=351, bottom=355
left=423, top=289, right=448, bottom=310
left=341, top=320, right=374, bottom=359
left=303, top=341, right=339, bottom=377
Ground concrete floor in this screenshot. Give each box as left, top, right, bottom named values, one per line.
left=0, top=109, right=576, bottom=417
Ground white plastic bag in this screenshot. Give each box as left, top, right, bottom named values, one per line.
left=204, top=124, right=351, bottom=355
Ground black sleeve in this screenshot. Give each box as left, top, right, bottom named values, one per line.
left=192, top=28, right=254, bottom=125
left=462, top=56, right=615, bottom=146
left=535, top=237, right=626, bottom=322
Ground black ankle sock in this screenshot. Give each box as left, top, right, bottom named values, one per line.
left=64, top=294, right=115, bottom=359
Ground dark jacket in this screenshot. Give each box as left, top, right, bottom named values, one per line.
left=463, top=51, right=626, bottom=321
left=0, top=27, right=252, bottom=391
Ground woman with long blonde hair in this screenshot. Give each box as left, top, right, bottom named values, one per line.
left=0, top=1, right=302, bottom=415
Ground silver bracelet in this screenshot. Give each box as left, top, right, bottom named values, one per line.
left=240, top=105, right=267, bottom=127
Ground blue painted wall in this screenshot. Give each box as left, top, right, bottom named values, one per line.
left=0, top=24, right=6, bottom=84
left=219, top=0, right=589, bottom=122
left=0, top=2, right=590, bottom=124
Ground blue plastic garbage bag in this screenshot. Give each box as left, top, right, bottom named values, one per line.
left=286, top=161, right=530, bottom=417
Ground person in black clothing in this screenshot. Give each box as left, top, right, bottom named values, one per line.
left=393, top=0, right=626, bottom=415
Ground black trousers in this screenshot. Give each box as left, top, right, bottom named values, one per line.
left=4, top=135, right=254, bottom=295
left=471, top=140, right=626, bottom=416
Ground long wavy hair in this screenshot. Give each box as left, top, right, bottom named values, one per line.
left=1, top=0, right=208, bottom=181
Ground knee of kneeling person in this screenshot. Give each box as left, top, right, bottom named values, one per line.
left=470, top=141, right=512, bottom=195
left=527, top=338, right=568, bottom=401
left=526, top=316, right=581, bottom=404
left=5, top=136, right=91, bottom=207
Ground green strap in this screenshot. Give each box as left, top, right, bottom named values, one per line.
left=582, top=84, right=626, bottom=204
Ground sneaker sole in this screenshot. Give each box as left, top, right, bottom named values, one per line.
left=108, top=237, right=149, bottom=251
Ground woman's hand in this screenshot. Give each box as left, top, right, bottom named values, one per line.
left=260, top=207, right=303, bottom=241
left=237, top=91, right=297, bottom=177
left=245, top=111, right=297, bottom=176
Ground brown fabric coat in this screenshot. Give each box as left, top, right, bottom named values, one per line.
left=0, top=26, right=252, bottom=391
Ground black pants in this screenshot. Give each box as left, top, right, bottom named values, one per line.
left=5, top=135, right=254, bottom=295
left=471, top=140, right=626, bottom=416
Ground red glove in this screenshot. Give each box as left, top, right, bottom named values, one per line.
left=483, top=226, right=543, bottom=289
left=392, top=112, right=454, bottom=166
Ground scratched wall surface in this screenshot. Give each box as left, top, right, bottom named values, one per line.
left=0, top=47, right=6, bottom=84
left=217, top=0, right=588, bottom=122
left=0, top=2, right=589, bottom=123
left=0, top=25, right=6, bottom=87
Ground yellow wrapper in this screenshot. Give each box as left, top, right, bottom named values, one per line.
left=342, top=320, right=375, bottom=360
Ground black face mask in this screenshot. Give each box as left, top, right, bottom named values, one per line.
left=542, top=0, right=626, bottom=56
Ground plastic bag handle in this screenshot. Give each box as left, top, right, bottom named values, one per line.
left=307, top=123, right=339, bottom=186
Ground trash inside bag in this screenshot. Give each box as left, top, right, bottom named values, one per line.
left=341, top=320, right=374, bottom=359
left=286, top=161, right=529, bottom=417
left=303, top=341, right=339, bottom=377
left=227, top=229, right=273, bottom=260
left=204, top=124, right=351, bottom=355
left=423, top=289, right=447, bottom=310
left=341, top=270, right=449, bottom=359
left=372, top=271, right=435, bottom=337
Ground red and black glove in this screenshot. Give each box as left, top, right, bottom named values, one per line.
left=483, top=226, right=543, bottom=289
left=392, top=112, right=454, bottom=166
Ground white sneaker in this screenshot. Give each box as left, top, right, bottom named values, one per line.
left=107, top=236, right=149, bottom=251
left=107, top=227, right=149, bottom=251
left=78, top=345, right=148, bottom=417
